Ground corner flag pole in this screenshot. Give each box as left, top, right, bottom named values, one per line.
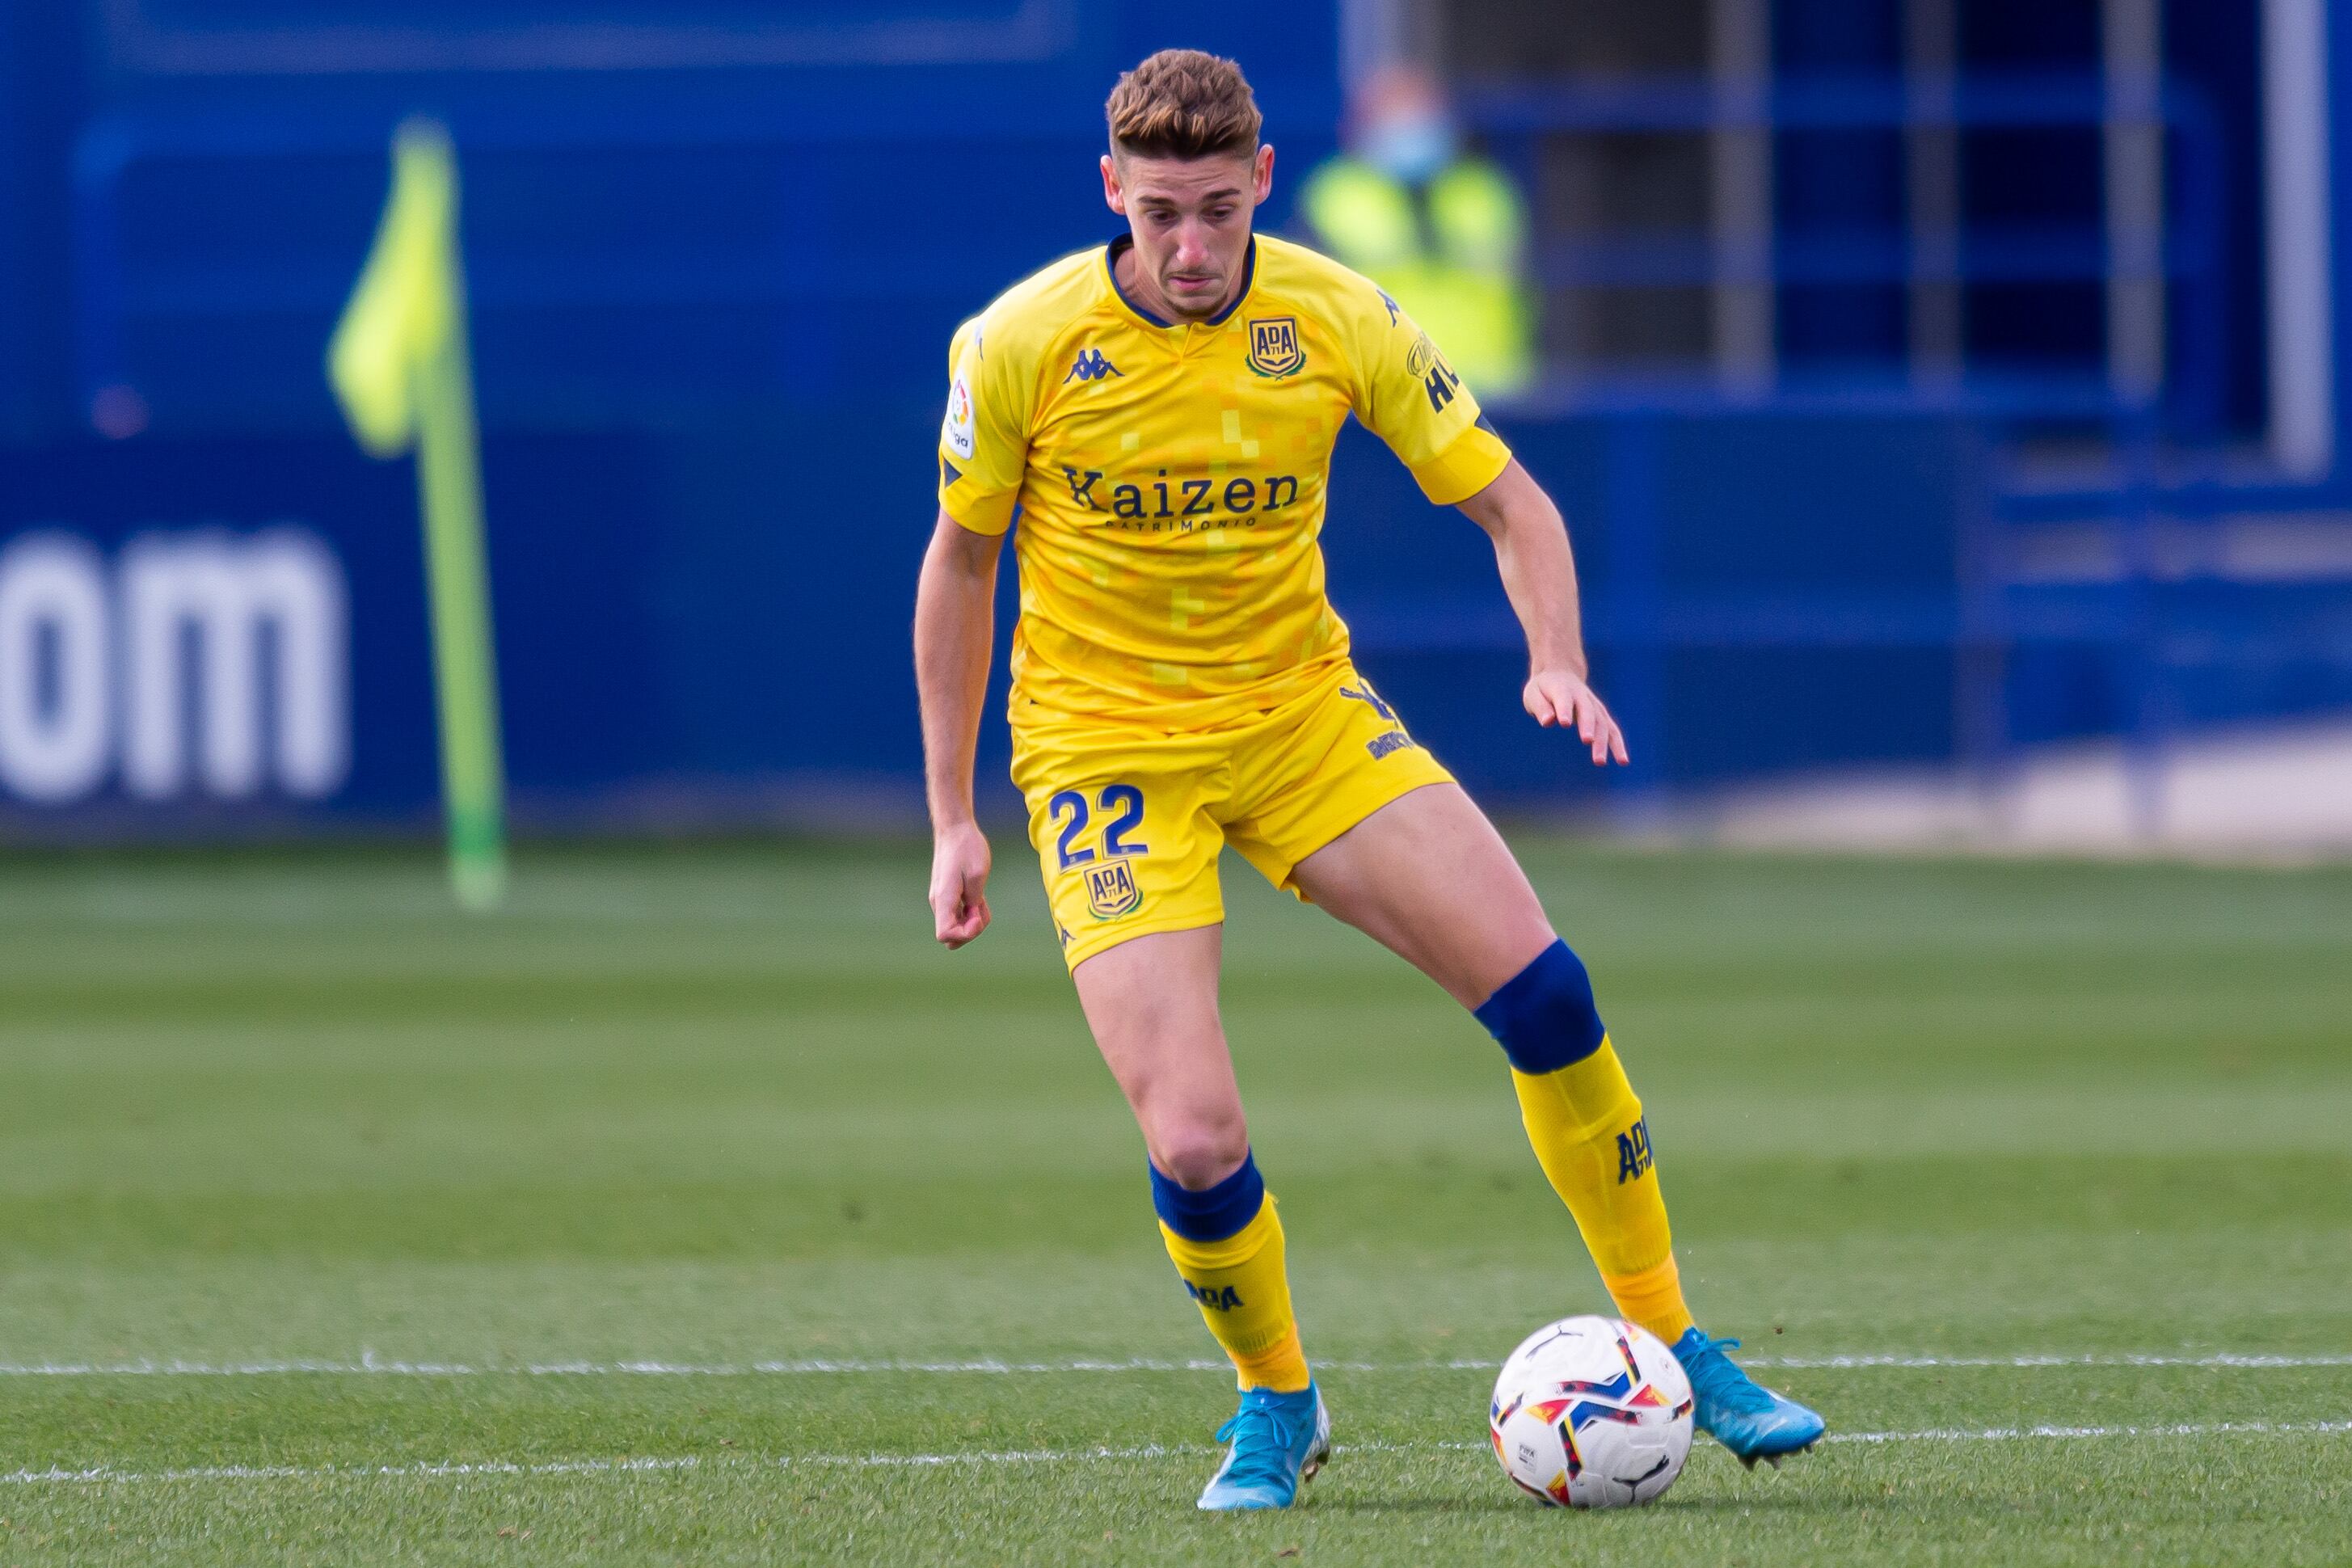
left=328, top=118, right=508, bottom=911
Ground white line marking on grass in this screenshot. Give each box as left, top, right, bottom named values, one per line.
left=780, top=1444, right=1194, bottom=1469
left=1825, top=1420, right=2352, bottom=1444
left=7, top=1422, right=2351, bottom=1490
left=2, top=1456, right=702, bottom=1487
left=1, top=1351, right=2346, bottom=1378
left=1747, top=1354, right=2352, bottom=1370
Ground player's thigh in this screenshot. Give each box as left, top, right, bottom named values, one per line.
left=1071, top=925, right=1247, bottom=1184
left=1288, top=781, right=1555, bottom=1010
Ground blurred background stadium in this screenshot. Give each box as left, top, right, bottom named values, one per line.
left=0, top=0, right=2346, bottom=857
left=2, top=6, right=2349, bottom=1560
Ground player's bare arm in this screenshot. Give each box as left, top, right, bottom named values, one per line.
left=1456, top=458, right=1629, bottom=767
left=914, top=508, right=1001, bottom=948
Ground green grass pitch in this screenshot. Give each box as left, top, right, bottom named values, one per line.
left=0, top=837, right=2346, bottom=1563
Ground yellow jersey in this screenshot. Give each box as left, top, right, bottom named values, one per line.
left=936, top=232, right=1511, bottom=733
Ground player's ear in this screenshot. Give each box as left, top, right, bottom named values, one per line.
left=1100, top=153, right=1128, bottom=215
left=1252, top=144, right=1275, bottom=206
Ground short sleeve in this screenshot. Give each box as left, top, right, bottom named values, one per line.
left=936, top=315, right=1031, bottom=536
left=1349, top=294, right=1512, bottom=507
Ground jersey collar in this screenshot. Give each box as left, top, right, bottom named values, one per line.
left=1103, top=234, right=1258, bottom=331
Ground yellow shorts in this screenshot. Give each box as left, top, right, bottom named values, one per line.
left=1010, top=664, right=1456, bottom=971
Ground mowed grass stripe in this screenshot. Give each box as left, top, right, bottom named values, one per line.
left=2, top=844, right=2346, bottom=1565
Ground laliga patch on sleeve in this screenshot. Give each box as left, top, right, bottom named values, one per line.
left=942, top=373, right=976, bottom=461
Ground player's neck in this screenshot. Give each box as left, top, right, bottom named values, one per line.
left=1113, top=238, right=1246, bottom=327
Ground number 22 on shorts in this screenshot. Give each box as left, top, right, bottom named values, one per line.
left=1050, top=785, right=1149, bottom=919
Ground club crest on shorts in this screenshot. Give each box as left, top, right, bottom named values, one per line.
left=1246, top=316, right=1305, bottom=379
left=1083, top=859, right=1142, bottom=920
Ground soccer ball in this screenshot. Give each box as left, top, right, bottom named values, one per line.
left=1489, top=1315, right=1694, bottom=1508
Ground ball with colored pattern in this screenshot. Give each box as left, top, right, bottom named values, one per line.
left=1489, top=1315, right=1695, bottom=1508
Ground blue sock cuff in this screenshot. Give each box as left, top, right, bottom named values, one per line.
left=1149, top=1150, right=1266, bottom=1242
left=1473, top=938, right=1607, bottom=1074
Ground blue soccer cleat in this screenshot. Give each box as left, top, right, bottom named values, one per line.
left=1196, top=1381, right=1332, bottom=1511
left=1671, top=1328, right=1827, bottom=1468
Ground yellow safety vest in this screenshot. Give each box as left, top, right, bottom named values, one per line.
left=1300, top=154, right=1536, bottom=397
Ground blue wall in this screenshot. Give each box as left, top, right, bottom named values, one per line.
left=1, top=0, right=2347, bottom=837
left=0, top=405, right=1983, bottom=832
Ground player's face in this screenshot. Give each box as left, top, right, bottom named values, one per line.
left=1100, top=145, right=1275, bottom=322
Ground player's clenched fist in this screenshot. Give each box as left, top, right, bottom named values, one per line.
left=929, top=820, right=993, bottom=948
left=1523, top=668, right=1630, bottom=767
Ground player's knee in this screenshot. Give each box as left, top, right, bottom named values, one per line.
left=1149, top=1119, right=1251, bottom=1195
left=1149, top=1144, right=1264, bottom=1240
left=1473, top=937, right=1607, bottom=1074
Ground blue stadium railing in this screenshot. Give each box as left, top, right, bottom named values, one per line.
left=1431, top=76, right=2346, bottom=824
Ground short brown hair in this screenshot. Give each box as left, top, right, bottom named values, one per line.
left=1106, top=49, right=1262, bottom=160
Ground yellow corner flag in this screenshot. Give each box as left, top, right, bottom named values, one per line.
left=330, top=118, right=508, bottom=912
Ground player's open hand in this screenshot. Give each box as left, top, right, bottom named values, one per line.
left=929, top=821, right=994, bottom=948
left=1524, top=668, right=1630, bottom=766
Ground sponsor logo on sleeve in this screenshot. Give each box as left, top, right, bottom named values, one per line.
left=942, top=373, right=975, bottom=460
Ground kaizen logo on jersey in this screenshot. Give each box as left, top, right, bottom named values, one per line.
left=1060, top=465, right=1301, bottom=524
left=1246, top=316, right=1305, bottom=378
left=942, top=373, right=975, bottom=460
left=1064, top=347, right=1122, bottom=383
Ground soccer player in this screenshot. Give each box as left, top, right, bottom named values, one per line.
left=913, top=49, right=1824, bottom=1510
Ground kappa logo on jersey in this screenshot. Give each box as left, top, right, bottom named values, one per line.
left=1246, top=316, right=1305, bottom=378
left=1337, top=682, right=1398, bottom=723
left=1084, top=859, right=1142, bottom=920
left=1342, top=681, right=1417, bottom=759
left=1184, top=1279, right=1244, bottom=1311
left=1616, top=1118, right=1654, bottom=1183
left=1064, top=346, right=1123, bottom=383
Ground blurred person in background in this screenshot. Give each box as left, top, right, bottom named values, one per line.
left=1301, top=65, right=1536, bottom=398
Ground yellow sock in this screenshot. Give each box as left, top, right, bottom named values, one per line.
left=1158, top=1195, right=1312, bottom=1392
left=1511, top=1037, right=1697, bottom=1344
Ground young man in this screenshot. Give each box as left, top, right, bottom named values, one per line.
left=913, top=49, right=1823, bottom=1511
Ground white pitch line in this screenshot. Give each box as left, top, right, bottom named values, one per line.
left=8, top=1422, right=2352, bottom=1490
left=1826, top=1419, right=2352, bottom=1444
left=0, top=1351, right=2346, bottom=1377
left=3, top=1455, right=702, bottom=1487
left=1747, top=1354, right=2352, bottom=1370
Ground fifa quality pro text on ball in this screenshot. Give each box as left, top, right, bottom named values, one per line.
left=1489, top=1316, right=1696, bottom=1508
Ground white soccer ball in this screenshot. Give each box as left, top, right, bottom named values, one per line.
left=1489, top=1315, right=1695, bottom=1508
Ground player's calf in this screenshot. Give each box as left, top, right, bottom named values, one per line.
left=1477, top=938, right=1697, bottom=1346
left=1152, top=1152, right=1313, bottom=1393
